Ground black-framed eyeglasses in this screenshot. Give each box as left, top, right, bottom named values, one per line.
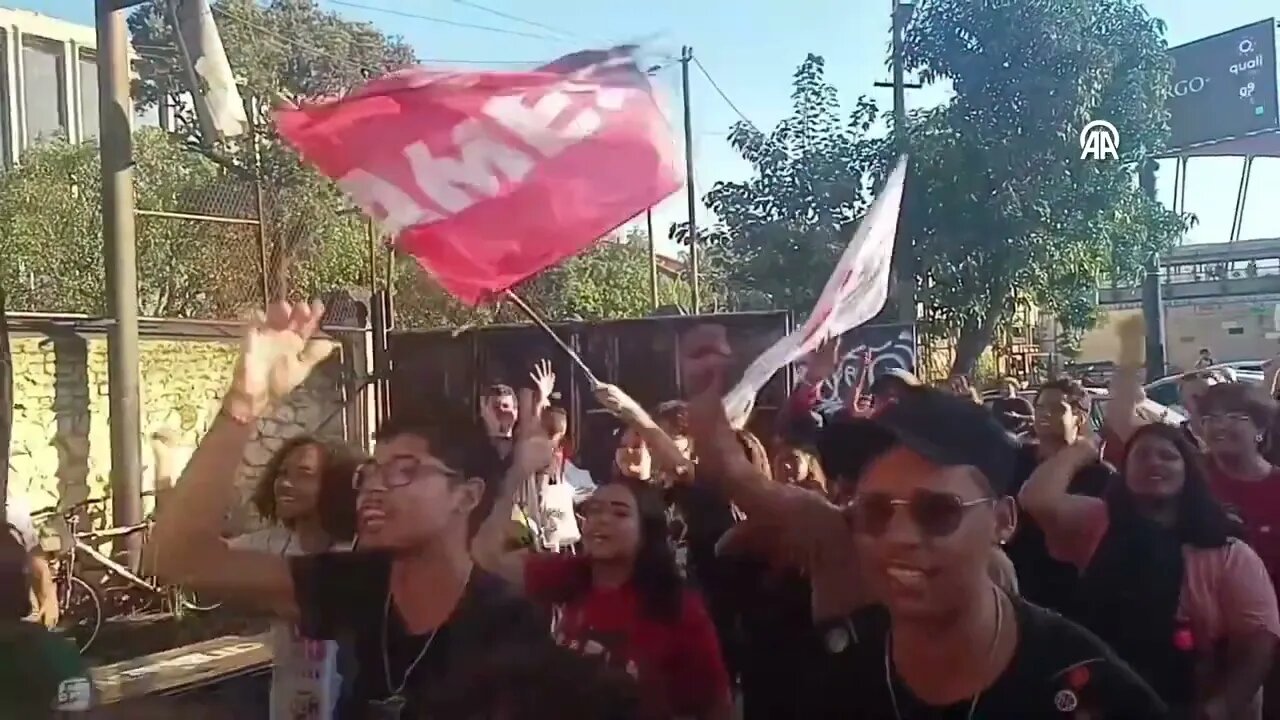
left=846, top=490, right=995, bottom=538
left=352, top=458, right=456, bottom=491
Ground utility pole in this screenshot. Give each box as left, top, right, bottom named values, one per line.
left=97, top=0, right=143, bottom=570
left=680, top=46, right=700, bottom=314
left=874, top=0, right=921, bottom=326
left=646, top=208, right=658, bottom=310
left=1140, top=160, right=1167, bottom=382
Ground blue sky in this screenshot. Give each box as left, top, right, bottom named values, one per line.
left=22, top=0, right=1280, bottom=253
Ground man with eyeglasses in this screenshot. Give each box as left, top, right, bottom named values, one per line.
left=682, top=325, right=1164, bottom=718
left=150, top=300, right=554, bottom=720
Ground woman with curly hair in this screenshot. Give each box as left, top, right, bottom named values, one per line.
left=228, top=435, right=360, bottom=720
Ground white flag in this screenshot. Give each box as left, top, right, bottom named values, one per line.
left=723, top=157, right=908, bottom=427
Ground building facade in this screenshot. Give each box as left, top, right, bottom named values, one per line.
left=0, top=7, right=165, bottom=168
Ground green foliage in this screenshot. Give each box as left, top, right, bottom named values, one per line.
left=129, top=0, right=417, bottom=187
left=391, top=229, right=695, bottom=328
left=893, top=0, right=1193, bottom=373
left=116, top=0, right=682, bottom=326
left=671, top=55, right=881, bottom=315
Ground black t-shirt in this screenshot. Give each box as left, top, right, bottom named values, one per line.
left=289, top=551, right=550, bottom=720
left=1005, top=443, right=1115, bottom=614
left=808, top=598, right=1166, bottom=718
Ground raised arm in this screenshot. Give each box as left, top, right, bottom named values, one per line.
left=593, top=383, right=691, bottom=475
left=148, top=301, right=335, bottom=619
left=1105, top=315, right=1147, bottom=444
left=683, top=326, right=792, bottom=521
left=471, top=388, right=555, bottom=590
left=847, top=347, right=871, bottom=413
left=1017, top=437, right=1106, bottom=563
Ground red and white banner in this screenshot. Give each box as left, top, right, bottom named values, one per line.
left=723, top=157, right=908, bottom=427
left=275, top=47, right=683, bottom=305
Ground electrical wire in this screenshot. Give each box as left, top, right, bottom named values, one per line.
left=446, top=0, right=586, bottom=41
left=326, top=0, right=568, bottom=42
left=209, top=2, right=552, bottom=79
left=690, top=55, right=765, bottom=136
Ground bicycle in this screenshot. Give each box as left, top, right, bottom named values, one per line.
left=31, top=494, right=222, bottom=654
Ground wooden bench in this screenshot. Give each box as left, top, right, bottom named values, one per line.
left=91, top=633, right=271, bottom=704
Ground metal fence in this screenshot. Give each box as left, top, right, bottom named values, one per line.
left=133, top=174, right=379, bottom=319
left=384, top=312, right=793, bottom=471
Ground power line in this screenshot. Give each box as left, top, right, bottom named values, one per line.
left=690, top=55, right=765, bottom=136
left=326, top=0, right=568, bottom=42
left=446, top=0, right=584, bottom=41
left=210, top=3, right=550, bottom=80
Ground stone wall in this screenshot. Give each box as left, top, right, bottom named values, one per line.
left=7, top=333, right=347, bottom=531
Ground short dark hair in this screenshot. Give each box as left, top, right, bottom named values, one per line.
left=1198, top=382, right=1276, bottom=428
left=252, top=436, right=361, bottom=542
left=542, top=406, right=568, bottom=434
left=486, top=383, right=515, bottom=398
left=1036, top=377, right=1090, bottom=414
left=375, top=412, right=506, bottom=537
left=654, top=400, right=689, bottom=436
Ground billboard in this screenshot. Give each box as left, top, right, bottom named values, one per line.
left=1166, top=19, right=1278, bottom=152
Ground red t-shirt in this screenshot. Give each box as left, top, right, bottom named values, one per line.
left=524, top=554, right=730, bottom=719
left=1208, top=465, right=1280, bottom=597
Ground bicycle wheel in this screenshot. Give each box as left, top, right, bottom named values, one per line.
left=177, top=587, right=222, bottom=613
left=57, top=575, right=103, bottom=654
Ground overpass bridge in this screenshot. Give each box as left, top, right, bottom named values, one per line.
left=1100, top=237, right=1280, bottom=306
left=1089, top=237, right=1280, bottom=370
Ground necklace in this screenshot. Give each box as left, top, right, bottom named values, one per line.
left=373, top=588, right=438, bottom=720
left=885, top=585, right=1006, bottom=720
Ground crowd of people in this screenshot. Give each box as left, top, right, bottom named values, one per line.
left=5, top=301, right=1280, bottom=719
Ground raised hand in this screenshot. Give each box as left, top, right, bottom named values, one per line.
left=1065, top=422, right=1102, bottom=466
left=479, top=395, right=502, bottom=436
left=511, top=388, right=555, bottom=477
left=803, top=336, right=842, bottom=384
left=680, top=324, right=752, bottom=480
left=225, top=300, right=334, bottom=421
left=593, top=382, right=645, bottom=423
left=530, top=359, right=556, bottom=407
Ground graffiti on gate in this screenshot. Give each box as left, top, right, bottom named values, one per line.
left=798, top=324, right=916, bottom=415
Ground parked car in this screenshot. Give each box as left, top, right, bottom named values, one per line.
left=1143, top=362, right=1266, bottom=414
left=981, top=387, right=1185, bottom=436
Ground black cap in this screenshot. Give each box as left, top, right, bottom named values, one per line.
left=817, top=385, right=1019, bottom=495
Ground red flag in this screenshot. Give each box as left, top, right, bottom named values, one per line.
left=275, top=47, right=683, bottom=305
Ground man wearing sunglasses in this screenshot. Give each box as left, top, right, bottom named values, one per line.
left=682, top=325, right=1165, bottom=718
left=815, top=388, right=1166, bottom=718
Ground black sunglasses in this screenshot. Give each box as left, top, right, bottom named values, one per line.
left=846, top=490, right=995, bottom=538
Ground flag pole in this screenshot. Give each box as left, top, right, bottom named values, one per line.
left=503, top=290, right=601, bottom=387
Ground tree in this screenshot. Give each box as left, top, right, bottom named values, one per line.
left=0, top=129, right=373, bottom=317
left=123, top=0, right=686, bottom=327
left=390, top=228, right=696, bottom=328
left=898, top=0, right=1193, bottom=373
left=672, top=55, right=881, bottom=315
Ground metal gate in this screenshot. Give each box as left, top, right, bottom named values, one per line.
left=385, top=312, right=793, bottom=465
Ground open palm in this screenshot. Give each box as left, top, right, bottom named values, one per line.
left=229, top=300, right=335, bottom=418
